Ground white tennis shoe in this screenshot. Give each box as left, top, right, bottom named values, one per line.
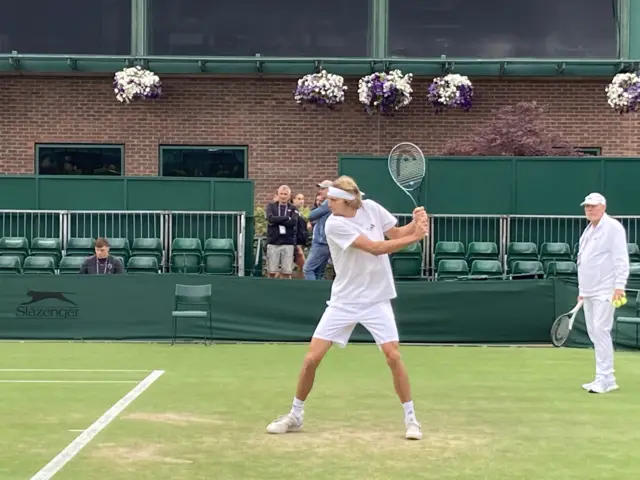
left=405, top=420, right=423, bottom=440
left=266, top=411, right=304, bottom=434
left=588, top=381, right=619, bottom=394
left=582, top=379, right=597, bottom=391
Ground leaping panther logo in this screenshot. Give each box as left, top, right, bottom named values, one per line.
left=20, top=290, right=77, bottom=306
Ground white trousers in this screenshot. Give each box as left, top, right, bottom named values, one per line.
left=583, top=296, right=616, bottom=381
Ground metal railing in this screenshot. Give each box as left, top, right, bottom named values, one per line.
left=0, top=210, right=246, bottom=276
left=390, top=213, right=640, bottom=279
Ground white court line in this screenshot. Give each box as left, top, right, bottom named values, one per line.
left=0, top=369, right=151, bottom=372
left=0, top=380, right=139, bottom=384
left=30, top=369, right=165, bottom=480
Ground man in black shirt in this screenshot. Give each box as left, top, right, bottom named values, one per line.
left=79, top=237, right=125, bottom=274
left=265, top=185, right=299, bottom=279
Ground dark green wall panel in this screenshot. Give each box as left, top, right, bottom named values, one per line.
left=338, top=156, right=640, bottom=215
left=38, top=178, right=126, bottom=210
left=212, top=180, right=254, bottom=215
left=514, top=158, right=602, bottom=215
left=428, top=158, right=512, bottom=214
left=0, top=177, right=37, bottom=209
left=126, top=178, right=213, bottom=211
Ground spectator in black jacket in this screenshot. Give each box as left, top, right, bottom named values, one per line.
left=266, top=185, right=299, bottom=279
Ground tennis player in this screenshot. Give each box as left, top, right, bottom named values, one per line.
left=577, top=193, right=629, bottom=394
left=266, top=176, right=428, bottom=440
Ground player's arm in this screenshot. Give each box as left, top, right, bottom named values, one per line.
left=382, top=206, right=427, bottom=240
left=327, top=217, right=426, bottom=257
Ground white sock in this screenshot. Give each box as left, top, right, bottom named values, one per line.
left=291, top=397, right=304, bottom=417
left=402, top=401, right=417, bottom=423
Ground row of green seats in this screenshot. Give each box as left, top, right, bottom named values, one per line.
left=435, top=259, right=640, bottom=281
left=0, top=237, right=237, bottom=275
left=434, top=241, right=640, bottom=272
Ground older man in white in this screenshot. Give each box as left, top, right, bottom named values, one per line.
left=577, top=193, right=629, bottom=394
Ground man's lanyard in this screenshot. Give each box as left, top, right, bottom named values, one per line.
left=96, top=258, right=109, bottom=274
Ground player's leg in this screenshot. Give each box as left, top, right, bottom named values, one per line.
left=266, top=305, right=355, bottom=434
left=362, top=301, right=422, bottom=440
left=587, top=297, right=618, bottom=394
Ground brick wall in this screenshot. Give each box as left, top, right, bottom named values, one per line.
left=0, top=75, right=637, bottom=204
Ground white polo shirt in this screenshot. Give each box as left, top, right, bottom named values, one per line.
left=577, top=213, right=629, bottom=297
left=324, top=199, right=398, bottom=305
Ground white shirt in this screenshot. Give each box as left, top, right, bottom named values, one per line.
left=577, top=213, right=629, bottom=297
left=324, top=199, right=398, bottom=305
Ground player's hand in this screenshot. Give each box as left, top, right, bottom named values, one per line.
left=413, top=218, right=429, bottom=238
left=412, top=207, right=427, bottom=222
left=577, top=295, right=583, bottom=303
left=613, top=289, right=625, bottom=302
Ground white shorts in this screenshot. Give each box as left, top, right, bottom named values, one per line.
left=312, top=300, right=399, bottom=348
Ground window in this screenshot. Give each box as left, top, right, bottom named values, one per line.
left=577, top=147, right=602, bottom=156
left=388, top=0, right=617, bottom=58
left=0, top=0, right=131, bottom=55
left=36, top=144, right=123, bottom=176
left=148, top=0, right=372, bottom=57
left=160, top=146, right=247, bottom=179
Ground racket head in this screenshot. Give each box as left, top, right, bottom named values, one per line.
left=550, top=313, right=572, bottom=347
left=388, top=142, right=426, bottom=192
left=550, top=301, right=583, bottom=347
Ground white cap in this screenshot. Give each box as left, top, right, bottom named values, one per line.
left=580, top=192, right=606, bottom=206
left=317, top=180, right=333, bottom=188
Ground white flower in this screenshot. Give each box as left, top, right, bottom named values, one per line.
left=605, top=72, right=640, bottom=113
left=294, top=70, right=347, bottom=107
left=358, top=70, right=413, bottom=114
left=113, top=66, right=162, bottom=104
left=428, top=73, right=473, bottom=112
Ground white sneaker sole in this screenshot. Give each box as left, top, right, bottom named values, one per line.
left=588, top=384, right=619, bottom=394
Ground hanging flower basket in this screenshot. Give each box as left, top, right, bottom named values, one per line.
left=427, top=73, right=474, bottom=113
left=358, top=70, right=413, bottom=115
left=113, top=66, right=162, bottom=104
left=605, top=72, right=640, bottom=114
left=294, top=70, right=347, bottom=108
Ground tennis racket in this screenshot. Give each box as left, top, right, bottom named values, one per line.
left=388, top=142, right=427, bottom=209
left=550, top=300, right=584, bottom=347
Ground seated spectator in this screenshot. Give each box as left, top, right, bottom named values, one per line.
left=79, top=237, right=125, bottom=274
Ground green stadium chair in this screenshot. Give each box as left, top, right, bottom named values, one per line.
left=30, top=238, right=62, bottom=267
left=66, top=238, right=95, bottom=257
left=539, top=242, right=572, bottom=269
left=59, top=256, right=86, bottom=274
left=615, top=290, right=640, bottom=349
left=435, top=259, right=469, bottom=280
left=391, top=243, right=422, bottom=279
left=170, top=238, right=203, bottom=273
left=171, top=284, right=213, bottom=345
left=545, top=261, right=577, bottom=279
left=203, top=238, right=236, bottom=275
left=469, top=259, right=504, bottom=279
left=0, top=255, right=21, bottom=274
left=131, top=238, right=164, bottom=265
left=628, top=243, right=640, bottom=263
left=127, top=256, right=159, bottom=274
left=0, top=237, right=29, bottom=265
left=507, top=242, right=538, bottom=272
left=510, top=260, right=544, bottom=280
left=433, top=241, right=465, bottom=271
left=629, top=263, right=640, bottom=282
left=107, top=238, right=130, bottom=265
left=466, top=242, right=499, bottom=266
left=22, top=256, right=56, bottom=274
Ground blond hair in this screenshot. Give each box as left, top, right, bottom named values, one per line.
left=332, top=175, right=363, bottom=209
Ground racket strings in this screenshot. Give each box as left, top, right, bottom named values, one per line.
left=389, top=150, right=425, bottom=190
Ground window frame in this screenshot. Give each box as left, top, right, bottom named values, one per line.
left=158, top=145, right=249, bottom=179
left=34, top=143, right=125, bottom=176
left=576, top=147, right=602, bottom=156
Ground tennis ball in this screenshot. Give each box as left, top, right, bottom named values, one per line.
left=621, top=296, right=628, bottom=306
left=613, top=299, right=621, bottom=308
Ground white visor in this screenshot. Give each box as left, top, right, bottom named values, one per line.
left=328, top=186, right=357, bottom=200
